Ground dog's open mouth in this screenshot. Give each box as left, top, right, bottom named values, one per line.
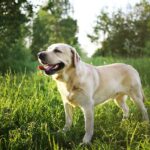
left=38, top=62, right=65, bottom=75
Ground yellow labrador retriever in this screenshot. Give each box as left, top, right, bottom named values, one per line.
left=38, top=43, right=149, bottom=144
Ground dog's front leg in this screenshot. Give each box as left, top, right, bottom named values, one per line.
left=81, top=104, right=94, bottom=144
left=63, top=102, right=73, bottom=132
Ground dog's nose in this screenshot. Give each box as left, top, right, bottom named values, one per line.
left=37, top=52, right=46, bottom=60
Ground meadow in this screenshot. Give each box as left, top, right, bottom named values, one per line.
left=0, top=57, right=150, bottom=150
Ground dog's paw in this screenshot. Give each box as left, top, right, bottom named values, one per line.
left=57, top=129, right=65, bottom=134
left=82, top=133, right=93, bottom=145
left=122, top=118, right=129, bottom=122
left=57, top=127, right=70, bottom=134
left=62, top=126, right=71, bottom=132
left=79, top=142, right=92, bottom=149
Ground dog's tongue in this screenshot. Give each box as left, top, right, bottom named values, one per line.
left=38, top=65, right=45, bottom=70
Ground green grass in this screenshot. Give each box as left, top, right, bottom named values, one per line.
left=0, top=57, right=150, bottom=150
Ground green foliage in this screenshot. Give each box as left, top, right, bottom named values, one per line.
left=0, top=57, right=150, bottom=149
left=0, top=0, right=32, bottom=41
left=89, top=0, right=150, bottom=57
left=0, top=0, right=33, bottom=74
left=0, top=0, right=80, bottom=73
left=144, top=41, right=150, bottom=56
left=44, top=0, right=72, bottom=17
left=31, top=0, right=78, bottom=58
left=0, top=39, right=35, bottom=74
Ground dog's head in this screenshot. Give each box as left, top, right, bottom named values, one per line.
left=37, top=43, right=80, bottom=75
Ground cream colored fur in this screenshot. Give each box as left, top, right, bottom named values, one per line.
left=39, top=43, right=149, bottom=144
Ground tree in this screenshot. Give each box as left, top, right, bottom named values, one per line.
left=89, top=0, right=150, bottom=57
left=31, top=0, right=78, bottom=57
left=0, top=0, right=33, bottom=73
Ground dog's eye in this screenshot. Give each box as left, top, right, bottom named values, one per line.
left=54, top=49, right=62, bottom=53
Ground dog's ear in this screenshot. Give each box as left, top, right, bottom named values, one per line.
left=70, top=47, right=80, bottom=67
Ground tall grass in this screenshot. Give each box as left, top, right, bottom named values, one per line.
left=0, top=57, right=150, bottom=150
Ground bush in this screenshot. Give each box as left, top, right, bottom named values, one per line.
left=0, top=39, right=35, bottom=74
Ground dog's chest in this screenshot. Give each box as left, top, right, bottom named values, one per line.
left=57, top=81, right=79, bottom=106
left=58, top=82, right=70, bottom=97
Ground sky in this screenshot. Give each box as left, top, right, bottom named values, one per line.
left=31, top=0, right=141, bottom=56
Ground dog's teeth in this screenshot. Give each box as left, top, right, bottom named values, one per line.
left=46, top=65, right=53, bottom=69
left=53, top=65, right=58, bottom=69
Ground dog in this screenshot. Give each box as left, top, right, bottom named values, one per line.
left=37, top=43, right=149, bottom=144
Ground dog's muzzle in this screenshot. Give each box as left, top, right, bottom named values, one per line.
left=37, top=52, right=65, bottom=75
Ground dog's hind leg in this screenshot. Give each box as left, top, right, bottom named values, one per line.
left=114, top=94, right=129, bottom=120
left=129, top=87, right=149, bottom=121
